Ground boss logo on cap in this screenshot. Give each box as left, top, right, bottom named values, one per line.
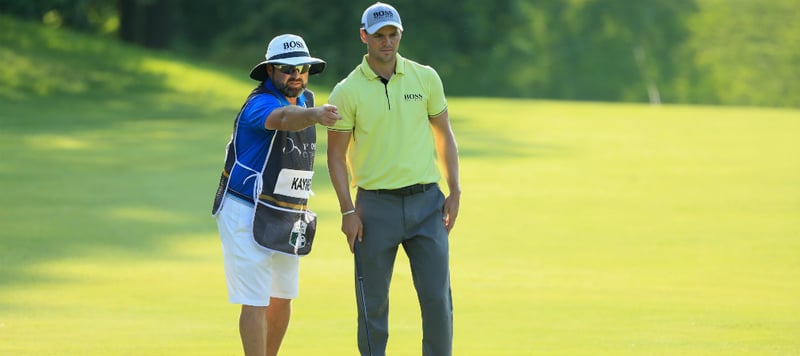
left=283, top=41, right=306, bottom=50
left=373, top=10, right=394, bottom=19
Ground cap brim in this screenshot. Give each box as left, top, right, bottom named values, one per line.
left=249, top=57, right=326, bottom=81
left=364, top=22, right=403, bottom=35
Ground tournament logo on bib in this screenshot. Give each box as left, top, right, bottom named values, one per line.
left=289, top=218, right=307, bottom=249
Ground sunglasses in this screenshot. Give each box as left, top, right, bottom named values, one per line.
left=273, top=64, right=311, bottom=74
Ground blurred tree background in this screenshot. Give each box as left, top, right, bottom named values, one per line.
left=1, top=0, right=798, bottom=107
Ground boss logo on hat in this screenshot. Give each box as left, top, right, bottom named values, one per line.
left=373, top=10, right=395, bottom=19
left=283, top=41, right=306, bottom=50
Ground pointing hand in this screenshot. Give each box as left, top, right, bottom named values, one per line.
left=315, top=104, right=341, bottom=126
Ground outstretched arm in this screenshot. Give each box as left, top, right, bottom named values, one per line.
left=265, top=104, right=340, bottom=131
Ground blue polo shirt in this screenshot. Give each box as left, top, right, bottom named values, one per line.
left=227, top=81, right=308, bottom=201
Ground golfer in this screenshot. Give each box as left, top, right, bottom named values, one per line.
left=327, top=3, right=461, bottom=355
left=211, top=34, right=340, bottom=356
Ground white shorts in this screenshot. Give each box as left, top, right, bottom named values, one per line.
left=216, top=196, right=300, bottom=306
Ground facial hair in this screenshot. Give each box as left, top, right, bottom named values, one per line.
left=272, top=76, right=306, bottom=98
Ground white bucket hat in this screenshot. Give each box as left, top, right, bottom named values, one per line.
left=361, top=2, right=403, bottom=34
left=249, top=34, right=326, bottom=81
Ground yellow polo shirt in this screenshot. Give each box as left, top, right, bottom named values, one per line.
left=328, top=54, right=448, bottom=190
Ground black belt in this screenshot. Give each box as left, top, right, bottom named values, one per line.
left=361, top=183, right=438, bottom=197
left=227, top=188, right=255, bottom=203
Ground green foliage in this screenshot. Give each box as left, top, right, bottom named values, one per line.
left=685, top=0, right=800, bottom=106
left=0, top=0, right=116, bottom=33
left=2, top=0, right=799, bottom=107
left=2, top=16, right=800, bottom=355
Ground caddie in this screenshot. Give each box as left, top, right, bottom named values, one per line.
left=211, top=33, right=340, bottom=356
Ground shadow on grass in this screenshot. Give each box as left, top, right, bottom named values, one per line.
left=0, top=17, right=251, bottom=291
left=0, top=96, right=232, bottom=289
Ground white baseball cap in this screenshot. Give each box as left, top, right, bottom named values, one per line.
left=249, top=34, right=326, bottom=81
left=361, top=2, right=403, bottom=35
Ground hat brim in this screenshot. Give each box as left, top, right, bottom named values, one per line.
left=364, top=22, right=403, bottom=35
left=248, top=57, right=326, bottom=81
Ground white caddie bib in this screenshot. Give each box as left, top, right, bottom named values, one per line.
left=273, top=168, right=314, bottom=199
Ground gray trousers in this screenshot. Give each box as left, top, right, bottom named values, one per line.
left=354, top=185, right=453, bottom=356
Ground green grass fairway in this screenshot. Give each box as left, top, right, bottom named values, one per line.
left=2, top=17, right=799, bottom=355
